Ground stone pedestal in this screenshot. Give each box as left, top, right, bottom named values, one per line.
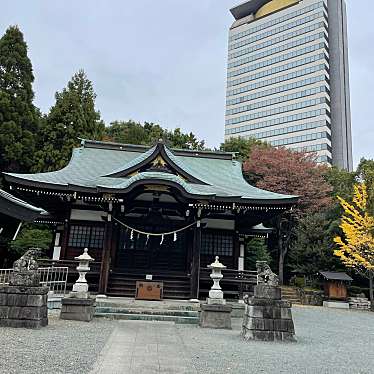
left=0, top=285, right=48, bottom=328
left=199, top=304, right=232, bottom=329
left=60, top=297, right=95, bottom=322
left=242, top=284, right=296, bottom=342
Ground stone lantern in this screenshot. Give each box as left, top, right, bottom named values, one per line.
left=207, top=256, right=226, bottom=304
left=60, top=248, right=96, bottom=322
left=199, top=256, right=232, bottom=329
left=72, top=247, right=94, bottom=296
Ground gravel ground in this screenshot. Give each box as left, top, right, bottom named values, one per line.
left=0, top=306, right=373, bottom=374
left=0, top=310, right=114, bottom=374
left=177, top=306, right=374, bottom=374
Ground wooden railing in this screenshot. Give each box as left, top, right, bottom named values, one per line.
left=199, top=267, right=257, bottom=300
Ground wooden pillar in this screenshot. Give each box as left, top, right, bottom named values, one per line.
left=98, top=214, right=113, bottom=294
left=237, top=237, right=245, bottom=271
left=59, top=222, right=69, bottom=259
left=190, top=220, right=201, bottom=300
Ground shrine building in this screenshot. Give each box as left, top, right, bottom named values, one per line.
left=3, top=139, right=297, bottom=299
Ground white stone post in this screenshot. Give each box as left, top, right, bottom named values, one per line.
left=71, top=248, right=94, bottom=298
left=207, top=256, right=226, bottom=305
left=238, top=239, right=245, bottom=271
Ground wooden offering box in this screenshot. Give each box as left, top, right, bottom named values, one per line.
left=136, top=281, right=164, bottom=300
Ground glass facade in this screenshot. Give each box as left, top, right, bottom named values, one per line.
left=226, top=108, right=329, bottom=134
left=226, top=0, right=333, bottom=165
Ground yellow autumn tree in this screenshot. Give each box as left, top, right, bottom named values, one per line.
left=334, top=183, right=374, bottom=305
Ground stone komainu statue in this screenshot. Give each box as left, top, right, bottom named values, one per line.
left=256, top=261, right=279, bottom=286
left=9, top=248, right=42, bottom=287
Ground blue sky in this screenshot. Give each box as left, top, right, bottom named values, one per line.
left=1, top=0, right=373, bottom=166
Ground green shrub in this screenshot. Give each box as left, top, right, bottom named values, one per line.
left=10, top=225, right=52, bottom=255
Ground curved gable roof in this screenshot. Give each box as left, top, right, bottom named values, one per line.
left=4, top=139, right=298, bottom=205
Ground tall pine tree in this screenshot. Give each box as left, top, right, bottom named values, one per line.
left=0, top=25, right=39, bottom=173
left=33, top=70, right=104, bottom=172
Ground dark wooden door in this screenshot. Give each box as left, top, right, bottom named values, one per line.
left=114, top=224, right=188, bottom=272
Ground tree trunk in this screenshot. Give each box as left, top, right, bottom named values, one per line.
left=369, top=272, right=374, bottom=311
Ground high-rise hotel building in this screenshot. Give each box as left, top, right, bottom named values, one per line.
left=225, top=0, right=352, bottom=170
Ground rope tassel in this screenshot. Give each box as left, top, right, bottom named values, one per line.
left=160, top=234, right=164, bottom=245
left=173, top=232, right=177, bottom=242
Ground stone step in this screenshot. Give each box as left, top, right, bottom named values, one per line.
left=283, top=299, right=301, bottom=304
left=95, top=312, right=199, bottom=324
left=95, top=298, right=200, bottom=311
left=95, top=307, right=199, bottom=318
left=282, top=294, right=300, bottom=298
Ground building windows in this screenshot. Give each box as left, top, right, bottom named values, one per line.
left=226, top=86, right=327, bottom=116
left=228, top=39, right=326, bottom=77
left=201, top=231, right=233, bottom=257
left=229, top=2, right=325, bottom=42
left=269, top=131, right=331, bottom=147
left=316, top=155, right=332, bottom=163
left=227, top=75, right=326, bottom=106
left=290, top=143, right=332, bottom=153
left=227, top=53, right=326, bottom=88
left=68, top=225, right=105, bottom=249
left=227, top=64, right=326, bottom=97
left=228, top=24, right=326, bottom=62
left=247, top=120, right=328, bottom=140
left=229, top=11, right=325, bottom=51
left=225, top=108, right=329, bottom=135
left=226, top=98, right=328, bottom=125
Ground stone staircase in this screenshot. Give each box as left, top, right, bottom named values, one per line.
left=95, top=297, right=200, bottom=324
left=281, top=286, right=301, bottom=304
left=107, top=271, right=191, bottom=299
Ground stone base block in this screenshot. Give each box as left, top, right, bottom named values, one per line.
left=60, top=297, right=95, bottom=322
left=242, top=285, right=296, bottom=342
left=0, top=317, right=48, bottom=328
left=199, top=304, right=232, bottom=329
left=323, top=301, right=350, bottom=309
left=254, top=284, right=281, bottom=300
left=0, top=285, right=49, bottom=329
left=207, top=297, right=226, bottom=305
left=242, top=329, right=296, bottom=342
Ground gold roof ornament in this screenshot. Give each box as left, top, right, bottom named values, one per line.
left=255, top=0, right=299, bottom=19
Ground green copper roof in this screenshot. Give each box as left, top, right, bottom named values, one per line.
left=0, top=189, right=46, bottom=213
left=0, top=189, right=47, bottom=221
left=4, top=140, right=298, bottom=205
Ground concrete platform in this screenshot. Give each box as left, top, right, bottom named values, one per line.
left=95, top=296, right=201, bottom=310
left=323, top=301, right=350, bottom=309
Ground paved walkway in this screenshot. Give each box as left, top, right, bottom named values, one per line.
left=2, top=306, right=373, bottom=373
left=90, top=321, right=197, bottom=374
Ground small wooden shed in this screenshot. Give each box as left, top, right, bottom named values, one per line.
left=319, top=271, right=353, bottom=300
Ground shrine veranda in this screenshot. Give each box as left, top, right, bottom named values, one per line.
left=3, top=139, right=297, bottom=299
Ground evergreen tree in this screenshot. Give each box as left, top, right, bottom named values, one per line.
left=288, top=213, right=343, bottom=276
left=356, top=158, right=374, bottom=215
left=104, top=121, right=205, bottom=150
left=220, top=136, right=268, bottom=160
left=0, top=25, right=39, bottom=172
left=245, top=237, right=272, bottom=271
left=33, top=70, right=104, bottom=172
